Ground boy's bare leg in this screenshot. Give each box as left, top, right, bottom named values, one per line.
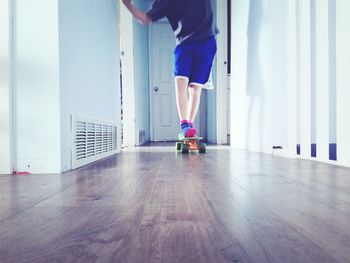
left=175, top=77, right=189, bottom=120
left=187, top=84, right=202, bottom=124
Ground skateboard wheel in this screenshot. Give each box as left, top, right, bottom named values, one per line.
left=181, top=143, right=189, bottom=154
left=199, top=143, right=206, bottom=154
left=176, top=142, right=182, bottom=151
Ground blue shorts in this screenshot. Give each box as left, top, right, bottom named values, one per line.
left=174, top=36, right=217, bottom=86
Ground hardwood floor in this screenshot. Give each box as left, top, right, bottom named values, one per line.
left=0, top=146, right=350, bottom=263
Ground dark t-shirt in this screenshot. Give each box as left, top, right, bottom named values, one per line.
left=147, top=0, right=219, bottom=45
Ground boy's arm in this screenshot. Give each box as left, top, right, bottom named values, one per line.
left=122, top=0, right=152, bottom=24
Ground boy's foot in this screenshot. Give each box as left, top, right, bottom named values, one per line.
left=188, top=122, right=197, bottom=137
left=181, top=121, right=197, bottom=138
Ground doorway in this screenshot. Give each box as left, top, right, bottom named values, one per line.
left=120, top=0, right=229, bottom=145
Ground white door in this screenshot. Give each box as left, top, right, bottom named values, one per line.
left=149, top=22, right=179, bottom=141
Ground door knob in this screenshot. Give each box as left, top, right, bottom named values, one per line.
left=154, top=87, right=159, bottom=92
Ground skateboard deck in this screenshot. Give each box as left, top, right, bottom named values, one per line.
left=176, top=134, right=206, bottom=153
left=177, top=136, right=203, bottom=141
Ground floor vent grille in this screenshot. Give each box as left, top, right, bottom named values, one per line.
left=72, top=116, right=119, bottom=169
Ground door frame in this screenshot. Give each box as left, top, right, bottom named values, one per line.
left=120, top=3, right=137, bottom=147
left=216, top=0, right=229, bottom=144
left=121, top=0, right=229, bottom=144
left=0, top=0, right=13, bottom=174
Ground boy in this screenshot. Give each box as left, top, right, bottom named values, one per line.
left=122, top=0, right=218, bottom=138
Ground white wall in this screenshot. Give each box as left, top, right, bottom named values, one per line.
left=13, top=0, right=62, bottom=173
left=231, top=0, right=350, bottom=167
left=231, top=0, right=289, bottom=153
left=59, top=0, right=121, bottom=171
left=0, top=0, right=12, bottom=174
left=11, top=0, right=121, bottom=174
left=336, top=0, right=350, bottom=167
left=328, top=0, right=337, bottom=146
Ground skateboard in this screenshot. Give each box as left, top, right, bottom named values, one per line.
left=176, top=134, right=206, bottom=154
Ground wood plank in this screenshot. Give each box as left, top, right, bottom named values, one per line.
left=0, top=146, right=349, bottom=262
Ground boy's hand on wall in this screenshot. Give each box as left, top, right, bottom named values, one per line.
left=122, top=0, right=131, bottom=7
left=121, top=0, right=152, bottom=25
